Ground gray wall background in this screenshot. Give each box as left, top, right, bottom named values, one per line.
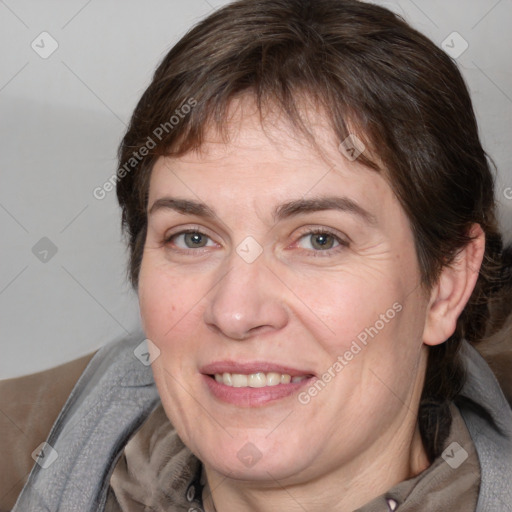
left=1, top=0, right=511, bottom=378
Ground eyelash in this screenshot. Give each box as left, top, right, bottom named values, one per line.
left=163, top=226, right=349, bottom=257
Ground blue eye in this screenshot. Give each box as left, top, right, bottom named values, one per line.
left=166, top=230, right=215, bottom=249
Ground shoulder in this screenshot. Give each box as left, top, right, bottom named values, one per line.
left=0, top=351, right=96, bottom=511
left=11, top=334, right=159, bottom=512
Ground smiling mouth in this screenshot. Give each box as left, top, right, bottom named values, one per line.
left=211, top=371, right=312, bottom=388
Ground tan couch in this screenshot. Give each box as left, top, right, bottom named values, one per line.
left=0, top=353, right=95, bottom=511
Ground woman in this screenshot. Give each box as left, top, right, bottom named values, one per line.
left=7, top=0, right=512, bottom=510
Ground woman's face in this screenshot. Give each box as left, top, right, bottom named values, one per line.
left=138, top=98, right=431, bottom=484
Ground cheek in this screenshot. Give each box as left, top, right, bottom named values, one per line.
left=138, top=270, right=168, bottom=340
left=295, top=269, right=405, bottom=353
left=138, top=254, right=197, bottom=344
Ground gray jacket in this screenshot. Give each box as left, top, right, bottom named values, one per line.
left=13, top=333, right=512, bottom=511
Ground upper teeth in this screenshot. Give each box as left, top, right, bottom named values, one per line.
left=214, top=372, right=307, bottom=388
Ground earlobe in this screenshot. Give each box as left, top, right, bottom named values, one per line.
left=423, top=224, right=486, bottom=347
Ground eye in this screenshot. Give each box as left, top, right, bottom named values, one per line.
left=295, top=228, right=348, bottom=253
left=165, top=230, right=216, bottom=249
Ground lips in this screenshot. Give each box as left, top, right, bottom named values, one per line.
left=200, top=360, right=315, bottom=406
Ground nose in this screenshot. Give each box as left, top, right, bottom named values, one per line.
left=203, top=251, right=289, bottom=341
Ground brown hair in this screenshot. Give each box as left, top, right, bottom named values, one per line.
left=116, top=0, right=505, bottom=460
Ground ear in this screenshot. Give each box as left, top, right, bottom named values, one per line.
left=423, top=224, right=486, bottom=346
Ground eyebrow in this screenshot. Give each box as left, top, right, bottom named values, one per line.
left=149, top=196, right=377, bottom=225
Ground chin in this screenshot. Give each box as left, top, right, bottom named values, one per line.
left=197, top=437, right=313, bottom=482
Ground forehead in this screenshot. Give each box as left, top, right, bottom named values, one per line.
left=154, top=96, right=380, bottom=185
left=147, top=95, right=400, bottom=226
left=185, top=97, right=323, bottom=163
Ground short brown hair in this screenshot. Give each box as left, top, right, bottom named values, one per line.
left=116, top=0, right=504, bottom=460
